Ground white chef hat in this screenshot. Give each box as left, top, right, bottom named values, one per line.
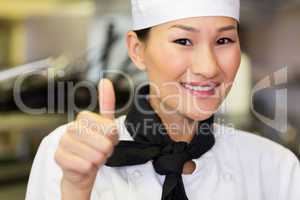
left=131, top=0, right=240, bottom=30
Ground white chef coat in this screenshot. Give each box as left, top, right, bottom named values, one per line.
left=25, top=115, right=300, bottom=200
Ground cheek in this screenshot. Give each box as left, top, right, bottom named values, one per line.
left=216, top=47, right=241, bottom=82
left=145, top=44, right=189, bottom=82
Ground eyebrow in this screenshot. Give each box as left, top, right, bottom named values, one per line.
left=169, top=24, right=237, bottom=33
left=218, top=25, right=237, bottom=32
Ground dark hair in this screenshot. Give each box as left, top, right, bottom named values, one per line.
left=134, top=27, right=151, bottom=42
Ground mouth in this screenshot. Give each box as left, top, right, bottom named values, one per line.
left=180, top=81, right=220, bottom=98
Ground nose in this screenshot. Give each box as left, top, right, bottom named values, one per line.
left=190, top=45, right=220, bottom=78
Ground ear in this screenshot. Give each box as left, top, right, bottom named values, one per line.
left=126, top=31, right=147, bottom=71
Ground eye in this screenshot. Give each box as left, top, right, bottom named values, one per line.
left=174, top=38, right=193, bottom=46
left=217, top=38, right=234, bottom=45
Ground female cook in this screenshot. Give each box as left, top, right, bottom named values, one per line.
left=26, top=0, right=300, bottom=199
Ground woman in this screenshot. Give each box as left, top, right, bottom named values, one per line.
left=26, top=0, right=300, bottom=200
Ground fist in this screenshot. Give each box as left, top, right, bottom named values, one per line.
left=54, top=79, right=118, bottom=197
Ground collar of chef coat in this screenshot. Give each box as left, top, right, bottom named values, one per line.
left=114, top=114, right=233, bottom=176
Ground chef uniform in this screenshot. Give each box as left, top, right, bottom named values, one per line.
left=25, top=84, right=300, bottom=200
left=26, top=0, right=300, bottom=199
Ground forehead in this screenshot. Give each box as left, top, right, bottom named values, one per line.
left=152, top=16, right=237, bottom=32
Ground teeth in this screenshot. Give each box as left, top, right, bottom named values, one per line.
left=183, top=83, right=215, bottom=91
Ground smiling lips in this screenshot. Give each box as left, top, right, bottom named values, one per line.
left=181, top=82, right=220, bottom=98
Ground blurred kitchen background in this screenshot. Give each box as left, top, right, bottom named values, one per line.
left=0, top=0, right=299, bottom=199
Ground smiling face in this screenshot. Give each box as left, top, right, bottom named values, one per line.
left=127, top=16, right=241, bottom=121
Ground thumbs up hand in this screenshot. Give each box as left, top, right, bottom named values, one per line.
left=55, top=79, right=119, bottom=200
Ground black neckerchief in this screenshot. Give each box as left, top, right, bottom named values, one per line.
left=106, top=84, right=215, bottom=200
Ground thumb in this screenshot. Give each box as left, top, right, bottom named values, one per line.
left=98, top=78, right=116, bottom=119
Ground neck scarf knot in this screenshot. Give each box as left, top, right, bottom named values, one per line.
left=105, top=84, right=215, bottom=200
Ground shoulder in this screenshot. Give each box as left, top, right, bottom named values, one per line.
left=213, top=122, right=297, bottom=156
left=212, top=122, right=299, bottom=170
left=40, top=122, right=69, bottom=149
left=213, top=123, right=300, bottom=199
left=25, top=123, right=67, bottom=199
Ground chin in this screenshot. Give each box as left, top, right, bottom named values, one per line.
left=183, top=100, right=220, bottom=120
left=183, top=111, right=215, bottom=122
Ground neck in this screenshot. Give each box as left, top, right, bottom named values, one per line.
left=149, top=95, right=197, bottom=143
